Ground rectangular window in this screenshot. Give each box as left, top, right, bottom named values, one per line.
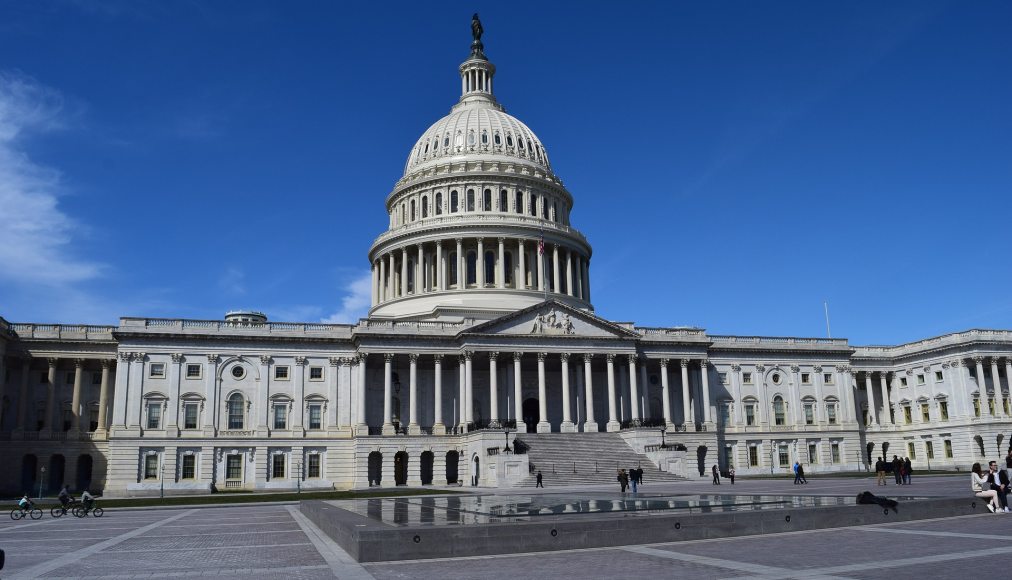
left=144, top=455, right=159, bottom=480
left=944, top=440, right=953, bottom=458
left=940, top=401, right=949, bottom=420
left=309, top=404, right=322, bottom=429
left=925, top=441, right=934, bottom=460
left=309, top=366, right=324, bottom=381
left=181, top=454, right=196, bottom=479
left=745, top=404, right=755, bottom=426
left=827, top=404, right=837, bottom=425
left=907, top=442, right=917, bottom=459
left=778, top=445, right=790, bottom=467
left=742, top=372, right=753, bottom=384
left=921, top=404, right=930, bottom=422
left=900, top=377, right=908, bottom=387
left=273, top=405, right=287, bottom=430
left=147, top=403, right=162, bottom=429
left=183, top=404, right=198, bottom=429
left=916, top=374, right=925, bottom=385
left=934, top=371, right=943, bottom=382
left=272, top=454, right=286, bottom=479
left=831, top=442, right=841, bottom=463
left=903, top=406, right=912, bottom=424
left=275, top=366, right=290, bottom=380
left=226, top=455, right=242, bottom=480
left=801, top=372, right=811, bottom=385
left=748, top=446, right=759, bottom=467
left=823, top=373, right=834, bottom=385
left=149, top=363, right=166, bottom=378
left=308, top=454, right=321, bottom=478
left=808, top=443, right=818, bottom=463
left=804, top=404, right=814, bottom=425
left=718, top=372, right=728, bottom=384
left=719, top=404, right=731, bottom=426
left=186, top=364, right=202, bottom=379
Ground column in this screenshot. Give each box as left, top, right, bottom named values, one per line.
left=202, top=354, right=218, bottom=432
left=43, top=357, right=57, bottom=432
left=864, top=371, right=877, bottom=426
left=518, top=240, right=526, bottom=289
left=477, top=238, right=485, bottom=287
left=432, top=354, right=445, bottom=435
left=436, top=241, right=444, bottom=291
left=417, top=244, right=424, bottom=294
left=639, top=361, right=650, bottom=421
left=456, top=238, right=464, bottom=290
left=496, top=238, right=505, bottom=289
left=582, top=259, right=591, bottom=302
left=660, top=359, right=673, bottom=428
left=513, top=352, right=523, bottom=425
left=257, top=355, right=271, bottom=433
left=606, top=354, right=619, bottom=432
left=680, top=360, right=691, bottom=428
left=464, top=352, right=474, bottom=424
left=70, top=359, right=84, bottom=432
left=370, top=260, right=378, bottom=304
left=382, top=354, right=394, bottom=435
left=329, top=358, right=342, bottom=428
left=15, top=358, right=30, bottom=431
left=457, top=356, right=466, bottom=431
left=700, top=359, right=713, bottom=425
left=813, top=365, right=825, bottom=425
left=974, top=356, right=989, bottom=415
left=565, top=249, right=574, bottom=296
left=536, top=240, right=545, bottom=292
left=879, top=372, right=892, bottom=425
left=552, top=245, right=561, bottom=293
left=95, top=359, right=112, bottom=434
left=293, top=356, right=306, bottom=431
left=575, top=256, right=583, bottom=299
left=991, top=358, right=1005, bottom=415
left=537, top=353, right=550, bottom=432
left=560, top=353, right=575, bottom=432
left=627, top=355, right=640, bottom=425
left=489, top=352, right=499, bottom=427
left=400, top=248, right=408, bottom=296
left=387, top=252, right=395, bottom=298
left=408, top=354, right=419, bottom=434
left=356, top=354, right=368, bottom=434
left=583, top=354, right=597, bottom=432
left=378, top=258, right=386, bottom=302
left=1005, top=359, right=1012, bottom=416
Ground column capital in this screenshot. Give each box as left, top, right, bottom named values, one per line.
left=260, top=355, right=272, bottom=365
left=605, top=353, right=616, bottom=363
left=357, top=352, right=368, bottom=363
left=488, top=351, right=499, bottom=361
left=436, top=239, right=443, bottom=248
left=328, top=357, right=341, bottom=367
left=455, top=237, right=463, bottom=244
left=101, top=358, right=113, bottom=369
left=582, top=353, right=595, bottom=364
left=433, top=353, right=444, bottom=363
left=658, top=358, right=668, bottom=368
left=409, top=353, right=419, bottom=363
left=813, top=365, right=823, bottom=372
left=789, top=364, right=800, bottom=373
left=537, top=352, right=547, bottom=362
left=497, top=236, right=505, bottom=244
left=294, top=356, right=307, bottom=366
left=626, top=353, right=637, bottom=364
left=513, top=352, right=524, bottom=362
left=132, top=352, right=147, bottom=362
left=207, top=354, right=220, bottom=364
left=118, top=351, right=131, bottom=362
left=171, top=354, right=184, bottom=364
left=700, top=359, right=710, bottom=368
left=959, top=359, right=970, bottom=368
left=47, top=357, right=59, bottom=367
left=755, top=363, right=765, bottom=372
left=383, top=353, right=394, bottom=362
left=74, top=358, right=86, bottom=368
left=974, top=355, right=984, bottom=363
left=731, top=364, right=741, bottom=372
left=559, top=352, right=569, bottom=362
left=680, top=359, right=690, bottom=368
left=462, top=350, right=474, bottom=361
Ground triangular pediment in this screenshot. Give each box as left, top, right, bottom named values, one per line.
left=461, top=300, right=640, bottom=339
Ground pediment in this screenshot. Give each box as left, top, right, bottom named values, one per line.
left=462, top=300, right=639, bottom=339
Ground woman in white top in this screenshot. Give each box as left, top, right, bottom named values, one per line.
left=972, top=462, right=1001, bottom=513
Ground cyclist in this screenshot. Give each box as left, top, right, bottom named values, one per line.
left=80, top=489, right=95, bottom=512
left=17, top=494, right=33, bottom=511
left=58, top=485, right=72, bottom=510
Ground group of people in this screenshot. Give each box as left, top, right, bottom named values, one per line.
left=617, top=467, right=645, bottom=492
left=874, top=455, right=914, bottom=486
left=17, top=485, right=95, bottom=513
left=971, top=451, right=1012, bottom=514
left=793, top=462, right=808, bottom=484
left=711, top=464, right=735, bottom=485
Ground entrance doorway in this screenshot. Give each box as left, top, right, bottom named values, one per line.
left=445, top=451, right=459, bottom=484
left=367, top=452, right=382, bottom=486
left=522, top=398, right=540, bottom=433
left=420, top=451, right=434, bottom=485
left=394, top=451, right=408, bottom=486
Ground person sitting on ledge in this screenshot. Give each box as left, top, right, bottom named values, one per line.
left=971, top=462, right=1001, bottom=513
left=856, top=491, right=898, bottom=512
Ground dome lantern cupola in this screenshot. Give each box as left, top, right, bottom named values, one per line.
left=458, top=13, right=498, bottom=108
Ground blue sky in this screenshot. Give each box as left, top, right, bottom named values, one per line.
left=1, top=0, right=1009, bottom=345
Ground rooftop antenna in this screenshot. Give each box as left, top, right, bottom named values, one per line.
left=824, top=301, right=832, bottom=338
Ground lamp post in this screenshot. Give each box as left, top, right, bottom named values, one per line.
left=660, top=427, right=667, bottom=449
left=160, top=457, right=165, bottom=499
left=39, top=466, right=46, bottom=499
left=503, top=426, right=511, bottom=453
left=296, top=458, right=302, bottom=494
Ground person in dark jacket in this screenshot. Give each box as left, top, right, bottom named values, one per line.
left=536, top=471, right=544, bottom=488
left=903, top=457, right=913, bottom=485
left=892, top=456, right=903, bottom=485
left=618, top=469, right=629, bottom=493
left=875, top=457, right=886, bottom=486
left=712, top=464, right=720, bottom=485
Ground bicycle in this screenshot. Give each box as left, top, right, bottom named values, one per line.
left=10, top=505, right=43, bottom=520
left=51, top=499, right=81, bottom=518
left=72, top=502, right=103, bottom=518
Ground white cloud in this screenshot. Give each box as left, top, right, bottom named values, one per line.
left=321, top=272, right=372, bottom=324
left=218, top=267, right=246, bottom=295
left=0, top=72, right=104, bottom=287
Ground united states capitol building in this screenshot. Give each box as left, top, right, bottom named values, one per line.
left=1, top=20, right=1010, bottom=496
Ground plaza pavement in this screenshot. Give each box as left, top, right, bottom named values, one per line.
left=1, top=474, right=1007, bottom=579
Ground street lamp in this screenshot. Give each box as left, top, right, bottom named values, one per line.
left=296, top=459, right=302, bottom=494
left=160, top=457, right=165, bottom=499
left=660, top=427, right=667, bottom=449
left=39, top=466, right=46, bottom=499
left=503, top=426, right=512, bottom=453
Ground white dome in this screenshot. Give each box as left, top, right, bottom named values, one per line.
left=403, top=104, right=553, bottom=176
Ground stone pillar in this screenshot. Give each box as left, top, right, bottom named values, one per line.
left=537, top=353, right=550, bottom=432
left=660, top=359, right=673, bottom=428
left=1005, top=359, right=1012, bottom=415
left=680, top=360, right=691, bottom=428
left=488, top=352, right=499, bottom=427
left=991, top=358, right=1005, bottom=415
left=457, top=356, right=466, bottom=431
left=382, top=354, right=394, bottom=435
left=408, top=354, right=420, bottom=434
left=15, top=358, right=30, bottom=431
left=700, top=359, right=713, bottom=426
left=464, top=351, right=474, bottom=424
left=432, top=354, right=445, bottom=435
left=371, top=260, right=379, bottom=304
left=536, top=240, right=545, bottom=292
left=518, top=240, right=526, bottom=289
left=477, top=238, right=485, bottom=287
left=381, top=452, right=394, bottom=488
left=813, top=365, right=825, bottom=425
left=974, top=356, right=989, bottom=415
left=513, top=352, right=523, bottom=425
left=606, top=354, right=619, bottom=432
left=552, top=245, right=561, bottom=293
left=400, top=248, right=408, bottom=296
left=456, top=238, right=464, bottom=289
left=378, top=257, right=386, bottom=302
left=565, top=249, right=574, bottom=296
left=560, top=353, right=575, bottom=432
left=879, top=372, right=892, bottom=425
left=583, top=354, right=597, bottom=432
left=43, top=357, right=58, bottom=432
left=583, top=259, right=591, bottom=302
left=433, top=449, right=447, bottom=485
left=70, top=358, right=84, bottom=432
left=864, top=371, right=877, bottom=426
left=417, top=244, right=425, bottom=294
left=387, top=252, right=395, bottom=298
left=96, top=359, right=112, bottom=435
left=356, top=354, right=368, bottom=434
left=627, top=355, right=640, bottom=425
left=203, top=354, right=218, bottom=432
left=436, top=241, right=444, bottom=291
left=497, top=237, right=505, bottom=289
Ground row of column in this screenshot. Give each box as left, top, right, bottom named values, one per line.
left=1, top=357, right=114, bottom=434
left=372, top=352, right=712, bottom=435
left=371, top=237, right=591, bottom=304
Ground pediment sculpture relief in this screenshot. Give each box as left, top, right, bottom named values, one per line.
left=531, top=308, right=575, bottom=335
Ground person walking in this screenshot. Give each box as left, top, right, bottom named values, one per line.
left=793, top=461, right=802, bottom=485
left=972, top=462, right=1001, bottom=513
left=712, top=464, right=720, bottom=485
left=798, top=463, right=808, bottom=484
left=875, top=457, right=887, bottom=486
left=728, top=465, right=735, bottom=484
left=903, top=457, right=913, bottom=485
left=630, top=467, right=639, bottom=493
left=892, top=455, right=903, bottom=485
left=535, top=470, right=544, bottom=488
left=617, top=469, right=629, bottom=493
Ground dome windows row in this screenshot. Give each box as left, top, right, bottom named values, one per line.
left=389, top=186, right=570, bottom=228
left=410, top=128, right=549, bottom=170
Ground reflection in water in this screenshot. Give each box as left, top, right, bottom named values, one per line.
left=420, top=497, right=435, bottom=524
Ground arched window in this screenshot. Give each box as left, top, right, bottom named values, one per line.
left=407, top=259, right=415, bottom=293
left=506, top=133, right=514, bottom=148
left=435, top=192, right=443, bottom=215
left=481, top=130, right=488, bottom=145
left=424, top=142, right=429, bottom=154
left=401, top=205, right=406, bottom=224
left=494, top=132, right=501, bottom=146
left=421, top=196, right=428, bottom=218
left=773, top=396, right=786, bottom=426
left=529, top=193, right=537, bottom=216
left=504, top=252, right=514, bottom=285
left=450, top=191, right=459, bottom=213
left=410, top=199, right=416, bottom=221
left=449, top=252, right=458, bottom=286
left=518, top=137, right=525, bottom=151
left=466, top=251, right=477, bottom=285
left=228, top=393, right=244, bottom=430
left=499, top=189, right=508, bottom=212
left=466, top=189, right=475, bottom=211
left=552, top=202, right=558, bottom=222
left=526, top=139, right=533, bottom=154
left=483, top=189, right=492, bottom=211
left=454, top=131, right=463, bottom=148
left=443, top=134, right=450, bottom=148
left=541, top=197, right=548, bottom=218
left=484, top=251, right=495, bottom=286
left=467, top=131, right=475, bottom=146
left=516, top=191, right=524, bottom=214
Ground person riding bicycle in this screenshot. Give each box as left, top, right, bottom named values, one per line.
left=17, top=495, right=33, bottom=510
left=58, top=485, right=72, bottom=509
left=80, top=489, right=95, bottom=511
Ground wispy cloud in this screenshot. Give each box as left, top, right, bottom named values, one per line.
left=321, top=272, right=372, bottom=324
left=218, top=266, right=246, bottom=295
left=0, top=71, right=105, bottom=287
